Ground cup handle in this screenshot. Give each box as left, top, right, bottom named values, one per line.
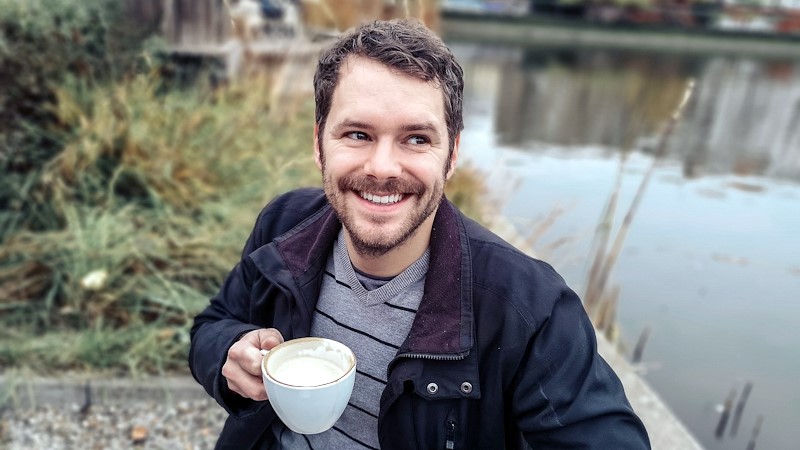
left=260, top=349, right=269, bottom=356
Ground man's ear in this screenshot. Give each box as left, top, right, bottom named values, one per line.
left=313, top=124, right=323, bottom=170
left=445, top=133, right=460, bottom=180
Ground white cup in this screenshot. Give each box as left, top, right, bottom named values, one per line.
left=261, top=337, right=357, bottom=434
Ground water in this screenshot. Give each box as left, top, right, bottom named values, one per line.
left=448, top=41, right=800, bottom=450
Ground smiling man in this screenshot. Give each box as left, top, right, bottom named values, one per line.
left=190, top=19, right=650, bottom=450
left=317, top=55, right=456, bottom=276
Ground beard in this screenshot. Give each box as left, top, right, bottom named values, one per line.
left=322, top=166, right=445, bottom=258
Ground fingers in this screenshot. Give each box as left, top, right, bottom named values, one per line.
left=222, top=357, right=268, bottom=401
left=221, top=328, right=285, bottom=401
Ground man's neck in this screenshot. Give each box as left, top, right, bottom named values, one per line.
left=344, top=216, right=434, bottom=278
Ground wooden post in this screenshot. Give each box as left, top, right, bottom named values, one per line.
left=156, top=0, right=236, bottom=48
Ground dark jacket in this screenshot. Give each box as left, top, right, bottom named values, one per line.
left=189, top=188, right=651, bottom=449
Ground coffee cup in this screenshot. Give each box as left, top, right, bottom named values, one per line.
left=261, top=337, right=357, bottom=434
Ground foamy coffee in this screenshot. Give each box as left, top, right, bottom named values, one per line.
left=262, top=337, right=357, bottom=434
left=272, top=355, right=345, bottom=386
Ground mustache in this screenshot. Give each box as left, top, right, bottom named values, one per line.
left=337, top=174, right=425, bottom=195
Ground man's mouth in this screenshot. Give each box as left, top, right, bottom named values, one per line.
left=359, top=192, right=404, bottom=205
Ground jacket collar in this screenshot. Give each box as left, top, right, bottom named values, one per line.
left=403, top=199, right=473, bottom=356
left=271, top=196, right=474, bottom=357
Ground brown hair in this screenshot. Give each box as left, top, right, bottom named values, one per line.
left=313, top=19, right=464, bottom=157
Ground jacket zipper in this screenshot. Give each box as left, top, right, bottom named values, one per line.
left=388, top=352, right=468, bottom=375
left=445, top=420, right=456, bottom=449
left=395, top=352, right=468, bottom=362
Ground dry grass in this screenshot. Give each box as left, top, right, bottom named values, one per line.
left=0, top=65, right=494, bottom=376
left=0, top=70, right=322, bottom=375
left=583, top=79, right=696, bottom=342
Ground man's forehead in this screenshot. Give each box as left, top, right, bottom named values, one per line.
left=320, top=56, right=449, bottom=144
left=338, top=55, right=440, bottom=89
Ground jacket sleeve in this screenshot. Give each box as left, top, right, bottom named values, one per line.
left=512, top=287, right=651, bottom=449
left=188, top=206, right=275, bottom=420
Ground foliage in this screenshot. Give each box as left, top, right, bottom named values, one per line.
left=445, top=164, right=492, bottom=226
left=0, top=71, right=321, bottom=375
left=0, top=0, right=162, bottom=240
left=0, top=1, right=493, bottom=377
left=0, top=65, right=493, bottom=376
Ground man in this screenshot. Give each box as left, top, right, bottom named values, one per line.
left=190, top=19, right=651, bottom=449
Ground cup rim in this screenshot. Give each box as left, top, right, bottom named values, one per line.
left=262, top=337, right=356, bottom=388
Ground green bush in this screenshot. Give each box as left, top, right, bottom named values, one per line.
left=0, top=0, right=160, bottom=241
left=0, top=1, right=492, bottom=377
left=0, top=70, right=321, bottom=374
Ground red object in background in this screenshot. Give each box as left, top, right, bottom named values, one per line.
left=624, top=7, right=663, bottom=25
left=775, top=11, right=800, bottom=34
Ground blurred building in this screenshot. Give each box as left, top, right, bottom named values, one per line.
left=442, top=0, right=800, bottom=35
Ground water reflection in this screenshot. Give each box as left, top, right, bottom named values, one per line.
left=484, top=46, right=800, bottom=182
left=451, top=41, right=800, bottom=450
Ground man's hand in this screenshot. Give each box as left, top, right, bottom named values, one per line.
left=222, top=328, right=284, bottom=400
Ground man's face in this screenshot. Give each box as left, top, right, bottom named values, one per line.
left=315, top=56, right=459, bottom=257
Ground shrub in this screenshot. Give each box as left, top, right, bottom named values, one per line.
left=0, top=72, right=320, bottom=374
left=0, top=0, right=160, bottom=241
left=0, top=1, right=493, bottom=375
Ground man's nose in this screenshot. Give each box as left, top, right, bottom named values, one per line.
left=363, top=139, right=402, bottom=179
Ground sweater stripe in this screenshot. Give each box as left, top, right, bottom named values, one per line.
left=324, top=270, right=352, bottom=289
left=356, top=369, right=387, bottom=385
left=383, top=302, right=418, bottom=313
left=347, top=401, right=380, bottom=419
left=314, top=308, right=401, bottom=350
left=331, top=426, right=380, bottom=450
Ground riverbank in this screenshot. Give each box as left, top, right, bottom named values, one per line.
left=491, top=221, right=705, bottom=449
left=596, top=335, right=704, bottom=449
left=0, top=331, right=703, bottom=449
left=441, top=10, right=800, bottom=58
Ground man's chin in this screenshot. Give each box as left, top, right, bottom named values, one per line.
left=348, top=222, right=414, bottom=253
left=351, top=242, right=394, bottom=258
left=353, top=227, right=399, bottom=246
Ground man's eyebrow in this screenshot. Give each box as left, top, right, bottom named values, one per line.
left=330, top=120, right=441, bottom=134
left=400, top=122, right=439, bottom=133
left=330, top=120, right=374, bottom=133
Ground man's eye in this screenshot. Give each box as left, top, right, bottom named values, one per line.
left=346, top=131, right=369, bottom=140
left=407, top=136, right=429, bottom=145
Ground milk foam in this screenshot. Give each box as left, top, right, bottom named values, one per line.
left=272, top=356, right=345, bottom=386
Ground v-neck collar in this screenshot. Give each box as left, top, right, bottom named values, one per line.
left=333, top=229, right=429, bottom=307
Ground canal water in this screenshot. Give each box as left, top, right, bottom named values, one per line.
left=447, top=41, right=800, bottom=450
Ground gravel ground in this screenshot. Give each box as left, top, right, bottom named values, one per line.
left=1, top=396, right=227, bottom=449
left=1, top=343, right=703, bottom=450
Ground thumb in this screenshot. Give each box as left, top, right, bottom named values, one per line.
left=252, top=327, right=284, bottom=351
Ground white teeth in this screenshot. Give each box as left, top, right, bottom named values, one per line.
left=360, top=192, right=403, bottom=204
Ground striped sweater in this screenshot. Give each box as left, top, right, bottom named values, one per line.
left=269, top=230, right=429, bottom=449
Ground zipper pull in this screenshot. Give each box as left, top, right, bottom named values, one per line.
left=445, top=420, right=456, bottom=449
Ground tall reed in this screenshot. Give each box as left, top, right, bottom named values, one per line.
left=582, top=79, right=696, bottom=341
